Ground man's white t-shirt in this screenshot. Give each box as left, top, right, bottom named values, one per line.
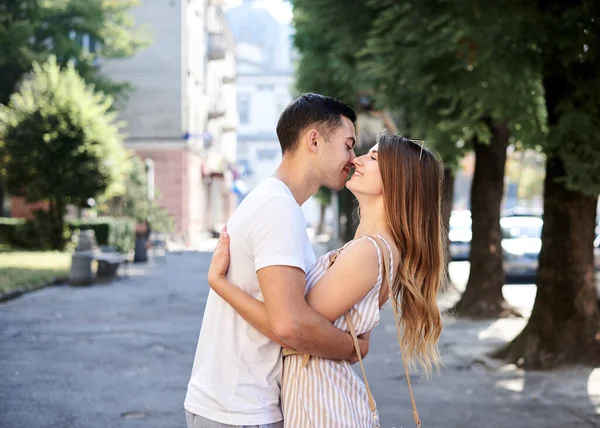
left=185, top=177, right=316, bottom=425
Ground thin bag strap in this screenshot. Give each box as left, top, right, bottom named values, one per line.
left=344, top=313, right=378, bottom=416
left=332, top=248, right=379, bottom=423
left=370, top=236, right=422, bottom=428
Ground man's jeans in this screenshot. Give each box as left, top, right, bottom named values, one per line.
left=185, top=410, right=284, bottom=428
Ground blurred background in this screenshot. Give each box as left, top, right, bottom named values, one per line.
left=1, top=1, right=600, bottom=427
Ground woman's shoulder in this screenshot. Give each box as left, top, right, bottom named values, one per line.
left=345, top=235, right=399, bottom=268
left=335, top=237, right=382, bottom=267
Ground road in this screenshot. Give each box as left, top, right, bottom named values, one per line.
left=1, top=254, right=598, bottom=428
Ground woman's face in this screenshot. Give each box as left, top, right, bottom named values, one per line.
left=345, top=144, right=384, bottom=197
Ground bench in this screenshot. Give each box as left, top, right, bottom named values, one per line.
left=95, top=252, right=129, bottom=280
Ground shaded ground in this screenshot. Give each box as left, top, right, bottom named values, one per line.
left=0, top=254, right=598, bottom=428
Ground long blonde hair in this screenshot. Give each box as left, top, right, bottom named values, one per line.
left=378, top=131, right=445, bottom=376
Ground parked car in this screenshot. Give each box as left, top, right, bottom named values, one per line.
left=450, top=211, right=600, bottom=281
left=501, top=216, right=600, bottom=280
left=501, top=216, right=543, bottom=279
left=501, top=207, right=543, bottom=218
left=595, top=235, right=600, bottom=272
left=449, top=210, right=471, bottom=261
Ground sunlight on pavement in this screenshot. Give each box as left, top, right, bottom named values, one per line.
left=495, top=377, right=525, bottom=393
left=588, top=368, right=600, bottom=398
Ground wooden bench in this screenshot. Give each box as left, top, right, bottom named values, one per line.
left=95, top=252, right=129, bottom=280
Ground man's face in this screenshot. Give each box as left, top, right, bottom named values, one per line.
left=318, top=116, right=357, bottom=191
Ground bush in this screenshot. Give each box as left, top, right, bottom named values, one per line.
left=0, top=218, right=27, bottom=246
left=0, top=57, right=131, bottom=250
left=0, top=216, right=135, bottom=253
left=69, top=217, right=135, bottom=253
left=0, top=211, right=72, bottom=250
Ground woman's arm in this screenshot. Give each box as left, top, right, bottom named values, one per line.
left=305, top=238, right=381, bottom=323
left=207, top=228, right=290, bottom=348
left=207, top=229, right=376, bottom=357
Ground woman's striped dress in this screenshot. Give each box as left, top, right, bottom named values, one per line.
left=281, top=236, right=394, bottom=428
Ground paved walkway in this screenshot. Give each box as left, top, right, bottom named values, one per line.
left=0, top=252, right=599, bottom=428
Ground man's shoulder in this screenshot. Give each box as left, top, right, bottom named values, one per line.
left=236, top=178, right=298, bottom=215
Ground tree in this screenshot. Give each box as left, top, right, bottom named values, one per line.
left=98, top=155, right=174, bottom=234
left=0, top=57, right=130, bottom=249
left=313, top=186, right=331, bottom=236
left=485, top=0, right=600, bottom=368
left=0, top=0, right=148, bottom=214
left=362, top=0, right=545, bottom=317
left=291, top=0, right=378, bottom=242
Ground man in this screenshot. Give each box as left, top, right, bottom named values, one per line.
left=184, top=93, right=367, bottom=427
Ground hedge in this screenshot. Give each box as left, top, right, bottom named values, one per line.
left=69, top=217, right=135, bottom=253
left=0, top=217, right=135, bottom=253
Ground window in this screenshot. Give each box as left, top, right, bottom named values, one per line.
left=238, top=94, right=250, bottom=124
left=258, top=84, right=274, bottom=91
left=256, top=148, right=279, bottom=161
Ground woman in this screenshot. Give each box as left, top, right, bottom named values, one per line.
left=208, top=132, right=444, bottom=427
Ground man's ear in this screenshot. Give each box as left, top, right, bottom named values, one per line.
left=305, top=129, right=320, bottom=153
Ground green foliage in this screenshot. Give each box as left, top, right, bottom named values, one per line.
left=0, top=215, right=135, bottom=252
left=313, top=186, right=332, bottom=207
left=0, top=249, right=71, bottom=295
left=0, top=217, right=26, bottom=245
left=0, top=213, right=70, bottom=249
left=69, top=217, right=135, bottom=253
left=0, top=57, right=130, bottom=204
left=291, top=0, right=379, bottom=104
left=97, top=155, right=175, bottom=233
left=0, top=57, right=130, bottom=248
left=360, top=0, right=546, bottom=170
left=291, top=0, right=474, bottom=171
left=0, top=0, right=149, bottom=104
left=403, top=0, right=600, bottom=195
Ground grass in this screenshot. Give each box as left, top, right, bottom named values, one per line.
left=0, top=247, right=71, bottom=295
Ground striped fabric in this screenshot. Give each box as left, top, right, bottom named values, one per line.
left=281, top=236, right=394, bottom=427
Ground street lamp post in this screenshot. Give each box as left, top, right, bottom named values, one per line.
left=134, top=158, right=155, bottom=263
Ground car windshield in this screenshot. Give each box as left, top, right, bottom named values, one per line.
left=450, top=213, right=471, bottom=230
left=501, top=217, right=542, bottom=239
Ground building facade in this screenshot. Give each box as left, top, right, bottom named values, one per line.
left=102, top=0, right=237, bottom=246
left=226, top=0, right=322, bottom=227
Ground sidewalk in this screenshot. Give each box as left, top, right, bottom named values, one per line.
left=367, top=278, right=600, bottom=427
left=169, top=236, right=600, bottom=427
left=0, top=251, right=598, bottom=427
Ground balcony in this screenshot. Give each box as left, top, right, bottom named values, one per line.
left=222, top=75, right=236, bottom=84
left=208, top=105, right=226, bottom=120
left=207, top=32, right=227, bottom=61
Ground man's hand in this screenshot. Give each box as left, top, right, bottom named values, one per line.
left=349, top=330, right=371, bottom=365
left=207, top=226, right=231, bottom=286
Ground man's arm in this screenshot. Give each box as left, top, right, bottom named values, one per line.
left=258, top=265, right=357, bottom=360
left=249, top=194, right=367, bottom=360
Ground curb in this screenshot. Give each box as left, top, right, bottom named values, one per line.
left=0, top=278, right=66, bottom=303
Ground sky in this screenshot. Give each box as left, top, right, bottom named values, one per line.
left=224, top=0, right=293, bottom=23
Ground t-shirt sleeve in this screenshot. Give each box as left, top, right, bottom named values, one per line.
left=247, top=195, right=309, bottom=273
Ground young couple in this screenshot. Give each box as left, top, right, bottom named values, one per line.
left=184, top=93, right=444, bottom=427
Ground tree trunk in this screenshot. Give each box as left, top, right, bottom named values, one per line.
left=0, top=185, right=4, bottom=217
left=452, top=121, right=519, bottom=318
left=47, top=198, right=68, bottom=251
left=441, top=168, right=455, bottom=291
left=339, top=187, right=358, bottom=243
left=316, top=203, right=327, bottom=236
left=494, top=157, right=600, bottom=367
